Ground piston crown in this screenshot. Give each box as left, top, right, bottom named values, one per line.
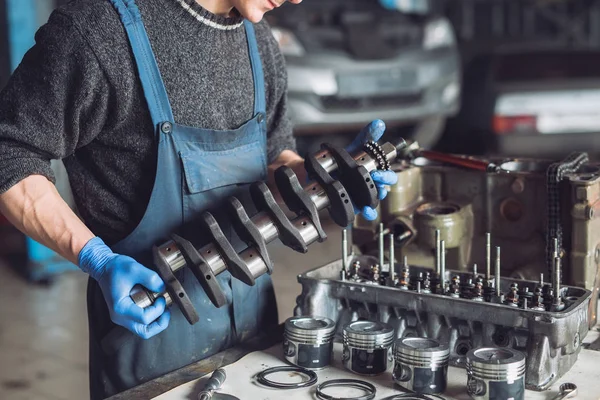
left=467, top=347, right=526, bottom=381
left=284, top=316, right=336, bottom=344
left=394, top=337, right=449, bottom=368
left=343, top=321, right=395, bottom=349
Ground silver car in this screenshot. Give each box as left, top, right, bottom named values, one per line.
left=267, top=1, right=461, bottom=148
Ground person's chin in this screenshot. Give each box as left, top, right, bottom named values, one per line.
left=240, top=8, right=266, bottom=23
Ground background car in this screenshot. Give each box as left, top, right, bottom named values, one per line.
left=266, top=0, right=461, bottom=154
left=443, top=50, right=600, bottom=159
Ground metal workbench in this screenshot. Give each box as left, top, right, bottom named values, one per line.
left=110, top=326, right=600, bottom=400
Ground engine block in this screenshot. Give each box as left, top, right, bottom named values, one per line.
left=353, top=155, right=600, bottom=326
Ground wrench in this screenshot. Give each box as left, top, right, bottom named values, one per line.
left=552, top=383, right=578, bottom=400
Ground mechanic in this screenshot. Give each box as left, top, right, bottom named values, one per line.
left=0, top=0, right=397, bottom=398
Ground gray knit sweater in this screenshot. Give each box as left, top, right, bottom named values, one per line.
left=0, top=0, right=295, bottom=245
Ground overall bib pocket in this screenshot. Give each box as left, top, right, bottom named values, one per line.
left=180, top=141, right=267, bottom=222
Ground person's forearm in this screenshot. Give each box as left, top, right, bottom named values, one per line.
left=0, top=175, right=94, bottom=265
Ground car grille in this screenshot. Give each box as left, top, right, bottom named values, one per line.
left=320, top=93, right=423, bottom=111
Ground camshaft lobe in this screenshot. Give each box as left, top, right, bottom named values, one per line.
left=131, top=141, right=402, bottom=316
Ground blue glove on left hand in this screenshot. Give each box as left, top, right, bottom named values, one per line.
left=346, top=120, right=398, bottom=221
left=79, top=237, right=171, bottom=339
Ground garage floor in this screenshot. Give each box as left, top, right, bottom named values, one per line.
left=0, top=220, right=344, bottom=400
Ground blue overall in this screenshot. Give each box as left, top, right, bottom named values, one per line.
left=87, top=1, right=278, bottom=398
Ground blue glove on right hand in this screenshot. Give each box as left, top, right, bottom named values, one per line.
left=346, top=120, right=399, bottom=221
left=79, top=237, right=171, bottom=339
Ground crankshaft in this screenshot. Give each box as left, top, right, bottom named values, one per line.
left=131, top=139, right=406, bottom=324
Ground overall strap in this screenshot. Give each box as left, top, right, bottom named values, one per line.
left=243, top=20, right=266, bottom=117
left=108, top=0, right=175, bottom=127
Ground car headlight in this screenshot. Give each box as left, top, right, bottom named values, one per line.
left=271, top=27, right=305, bottom=57
left=423, top=18, right=456, bottom=50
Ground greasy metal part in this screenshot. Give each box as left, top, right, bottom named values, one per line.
left=256, top=366, right=318, bottom=389
left=130, top=285, right=173, bottom=308
left=449, top=275, right=461, bottom=298
left=531, top=287, right=546, bottom=311
left=198, top=368, right=227, bottom=400
left=139, top=141, right=400, bottom=308
left=341, top=229, right=348, bottom=281
left=296, top=257, right=592, bottom=390
left=418, top=149, right=501, bottom=173
left=552, top=383, right=578, bottom=400
left=414, top=201, right=473, bottom=268
left=483, top=234, right=495, bottom=301
left=434, top=229, right=441, bottom=277
left=472, top=278, right=484, bottom=302
left=485, top=233, right=491, bottom=281
left=352, top=261, right=361, bottom=281
left=505, top=283, right=519, bottom=307
left=355, top=153, right=600, bottom=325
left=440, top=240, right=446, bottom=293
left=371, top=264, right=381, bottom=283
left=466, top=347, right=526, bottom=400
left=388, top=233, right=396, bottom=286
left=393, top=337, right=449, bottom=394
left=342, top=321, right=394, bottom=376
left=473, top=263, right=478, bottom=279
left=553, top=256, right=565, bottom=311
left=399, top=256, right=410, bottom=290
left=316, top=379, right=376, bottom=400
left=495, top=247, right=502, bottom=298
left=283, top=316, right=335, bottom=370
left=422, top=272, right=432, bottom=294
left=379, top=223, right=385, bottom=274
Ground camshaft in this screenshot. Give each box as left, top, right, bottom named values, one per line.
left=131, top=139, right=406, bottom=324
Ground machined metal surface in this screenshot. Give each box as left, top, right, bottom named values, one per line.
left=553, top=383, right=578, bottom=400
left=342, top=321, right=394, bottom=376
left=393, top=337, right=449, bottom=394
left=355, top=154, right=600, bottom=327
left=137, top=142, right=400, bottom=309
left=283, top=316, right=336, bottom=370
left=295, top=256, right=592, bottom=390
left=466, top=347, right=526, bottom=400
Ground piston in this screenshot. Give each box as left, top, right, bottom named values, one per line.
left=283, top=316, right=336, bottom=370
left=342, top=321, right=395, bottom=375
left=466, top=347, right=526, bottom=400
left=392, top=337, right=449, bottom=394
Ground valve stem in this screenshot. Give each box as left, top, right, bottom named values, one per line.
left=486, top=232, right=491, bottom=281
left=495, top=246, right=501, bottom=297
left=435, top=229, right=441, bottom=277
left=379, top=223, right=385, bottom=275
left=341, top=228, right=348, bottom=280
left=389, top=233, right=395, bottom=284
left=440, top=240, right=446, bottom=294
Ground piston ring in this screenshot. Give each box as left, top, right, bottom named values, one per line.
left=316, top=379, right=376, bottom=400
left=256, top=366, right=318, bottom=389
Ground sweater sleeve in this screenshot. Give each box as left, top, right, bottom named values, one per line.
left=0, top=10, right=111, bottom=194
left=256, top=21, right=297, bottom=163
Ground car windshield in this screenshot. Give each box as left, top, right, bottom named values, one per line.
left=267, top=1, right=424, bottom=59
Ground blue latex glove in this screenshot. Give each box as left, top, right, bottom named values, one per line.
left=346, top=120, right=398, bottom=221
left=79, top=237, right=171, bottom=339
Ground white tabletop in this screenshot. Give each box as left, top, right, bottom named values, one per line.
left=153, top=339, right=600, bottom=400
